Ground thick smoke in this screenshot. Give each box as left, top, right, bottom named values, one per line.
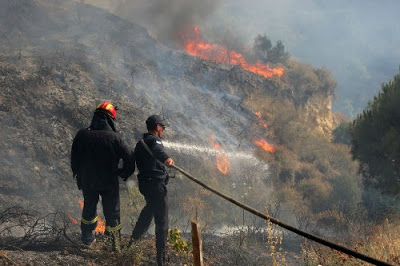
left=87, top=0, right=221, bottom=45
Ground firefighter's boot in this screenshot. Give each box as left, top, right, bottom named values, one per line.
left=105, top=225, right=122, bottom=253
left=156, top=250, right=166, bottom=266
left=81, top=217, right=98, bottom=246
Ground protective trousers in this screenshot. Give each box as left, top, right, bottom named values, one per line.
left=81, top=184, right=121, bottom=245
left=131, top=179, right=168, bottom=265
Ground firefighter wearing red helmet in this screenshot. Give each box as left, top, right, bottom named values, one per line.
left=71, top=101, right=135, bottom=249
left=95, top=102, right=117, bottom=119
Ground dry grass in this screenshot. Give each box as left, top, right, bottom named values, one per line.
left=301, top=218, right=400, bottom=265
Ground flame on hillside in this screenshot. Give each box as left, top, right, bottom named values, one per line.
left=253, top=138, right=276, bottom=153
left=209, top=135, right=230, bottom=174
left=67, top=199, right=106, bottom=234
left=78, top=199, right=84, bottom=209
left=183, top=26, right=284, bottom=79
left=254, top=111, right=268, bottom=128
left=67, top=214, right=78, bottom=225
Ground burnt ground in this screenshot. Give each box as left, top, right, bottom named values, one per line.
left=1, top=233, right=302, bottom=265
left=0, top=234, right=193, bottom=266
left=0, top=205, right=302, bottom=265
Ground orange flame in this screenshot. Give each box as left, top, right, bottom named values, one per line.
left=209, top=135, right=230, bottom=174
left=95, top=218, right=106, bottom=234
left=78, top=199, right=84, bottom=209
left=183, top=26, right=285, bottom=79
left=253, top=138, right=276, bottom=153
left=67, top=214, right=78, bottom=225
left=254, top=112, right=268, bottom=128
left=216, top=154, right=229, bottom=174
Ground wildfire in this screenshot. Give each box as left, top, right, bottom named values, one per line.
left=183, top=26, right=285, bottom=79
left=209, top=135, right=230, bottom=174
left=67, top=199, right=106, bottom=234
left=253, top=138, right=276, bottom=153
left=78, top=199, right=84, bottom=209
left=67, top=214, right=78, bottom=225
left=254, top=111, right=268, bottom=128
left=95, top=216, right=106, bottom=234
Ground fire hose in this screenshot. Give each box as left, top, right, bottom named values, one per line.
left=170, top=164, right=392, bottom=266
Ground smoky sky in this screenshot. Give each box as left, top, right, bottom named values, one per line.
left=209, top=0, right=400, bottom=117
left=99, top=0, right=221, bottom=44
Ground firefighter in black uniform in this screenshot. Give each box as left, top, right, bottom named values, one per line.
left=71, top=102, right=135, bottom=248
left=129, top=115, right=174, bottom=266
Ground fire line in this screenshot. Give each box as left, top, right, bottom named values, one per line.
left=253, top=138, right=275, bottom=153
left=183, top=26, right=285, bottom=79
left=254, top=111, right=268, bottom=128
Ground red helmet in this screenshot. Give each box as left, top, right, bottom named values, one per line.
left=95, top=101, right=117, bottom=119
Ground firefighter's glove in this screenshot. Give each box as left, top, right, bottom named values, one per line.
left=74, top=174, right=82, bottom=190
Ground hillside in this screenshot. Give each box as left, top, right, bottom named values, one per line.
left=0, top=0, right=357, bottom=265
left=0, top=0, right=336, bottom=211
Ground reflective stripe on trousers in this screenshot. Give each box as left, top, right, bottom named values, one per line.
left=81, top=216, right=98, bottom=225
left=106, top=223, right=122, bottom=233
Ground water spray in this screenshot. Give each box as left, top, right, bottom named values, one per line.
left=163, top=140, right=268, bottom=170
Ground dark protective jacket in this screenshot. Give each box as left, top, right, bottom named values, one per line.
left=71, top=112, right=135, bottom=190
left=134, top=133, right=170, bottom=181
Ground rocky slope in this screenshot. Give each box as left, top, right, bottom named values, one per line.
left=0, top=0, right=333, bottom=209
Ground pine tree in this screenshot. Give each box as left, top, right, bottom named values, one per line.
left=253, top=34, right=272, bottom=64
left=351, top=73, right=400, bottom=195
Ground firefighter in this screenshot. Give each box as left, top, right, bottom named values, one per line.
left=129, top=115, right=174, bottom=266
left=71, top=102, right=135, bottom=249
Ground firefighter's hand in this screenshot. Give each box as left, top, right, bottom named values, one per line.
left=164, top=158, right=174, bottom=168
